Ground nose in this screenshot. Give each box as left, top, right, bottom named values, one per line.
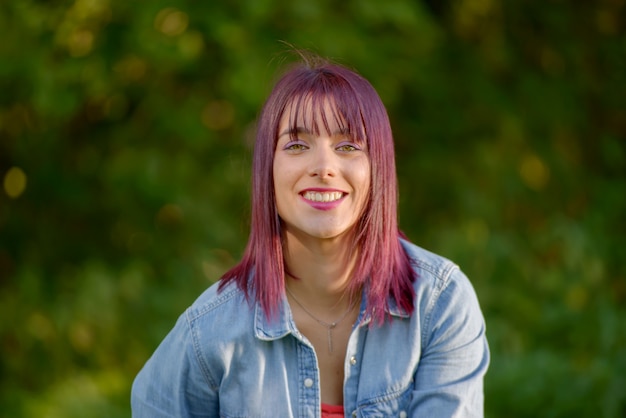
left=308, top=146, right=337, bottom=179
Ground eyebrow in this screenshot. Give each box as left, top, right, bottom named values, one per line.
left=278, top=126, right=351, bottom=138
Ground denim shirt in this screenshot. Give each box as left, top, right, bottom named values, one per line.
left=131, top=240, right=489, bottom=417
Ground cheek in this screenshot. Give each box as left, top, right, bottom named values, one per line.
left=273, top=164, right=293, bottom=189
left=272, top=160, right=297, bottom=210
left=272, top=157, right=286, bottom=188
left=272, top=161, right=283, bottom=209
left=349, top=159, right=371, bottom=212
left=353, top=160, right=371, bottom=192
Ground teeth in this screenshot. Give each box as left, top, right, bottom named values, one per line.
left=303, top=191, right=343, bottom=202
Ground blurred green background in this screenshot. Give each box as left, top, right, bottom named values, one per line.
left=1, top=0, right=625, bottom=416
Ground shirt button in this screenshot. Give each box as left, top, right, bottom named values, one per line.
left=399, top=411, right=407, bottom=418
left=350, top=356, right=357, bottom=365
left=304, top=378, right=313, bottom=388
left=351, top=411, right=357, bottom=417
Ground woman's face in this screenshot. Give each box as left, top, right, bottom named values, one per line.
left=273, top=99, right=371, bottom=244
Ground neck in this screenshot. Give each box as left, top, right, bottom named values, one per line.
left=282, top=230, right=358, bottom=306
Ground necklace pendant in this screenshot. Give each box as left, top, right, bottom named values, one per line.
left=327, top=328, right=333, bottom=353
left=284, top=285, right=358, bottom=355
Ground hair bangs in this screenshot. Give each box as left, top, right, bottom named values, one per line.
left=282, top=73, right=368, bottom=147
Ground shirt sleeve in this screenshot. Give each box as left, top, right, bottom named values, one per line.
left=131, top=310, right=219, bottom=418
left=409, top=267, right=490, bottom=417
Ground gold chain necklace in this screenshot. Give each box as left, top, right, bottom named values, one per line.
left=285, top=285, right=358, bottom=354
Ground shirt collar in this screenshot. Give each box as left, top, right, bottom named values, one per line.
left=254, top=292, right=295, bottom=341
left=254, top=286, right=410, bottom=340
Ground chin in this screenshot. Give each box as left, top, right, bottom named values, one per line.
left=284, top=221, right=357, bottom=242
left=310, top=228, right=354, bottom=241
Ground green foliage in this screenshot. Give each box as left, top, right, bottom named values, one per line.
left=1, top=0, right=625, bottom=416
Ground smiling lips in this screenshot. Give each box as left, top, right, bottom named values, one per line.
left=300, top=189, right=346, bottom=211
left=302, top=190, right=344, bottom=202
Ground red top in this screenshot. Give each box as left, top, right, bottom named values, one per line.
left=321, top=403, right=345, bottom=418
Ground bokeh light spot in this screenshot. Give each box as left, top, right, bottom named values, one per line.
left=114, top=55, right=147, bottom=82
left=519, top=154, right=550, bottom=191
left=69, top=322, right=95, bottom=353
left=155, top=8, right=189, bottom=37
left=4, top=167, right=27, bottom=199
left=27, top=311, right=56, bottom=342
left=178, top=31, right=204, bottom=59
left=156, top=204, right=184, bottom=228
left=67, top=29, right=94, bottom=57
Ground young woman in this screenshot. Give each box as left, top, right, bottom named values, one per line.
left=132, top=55, right=489, bottom=417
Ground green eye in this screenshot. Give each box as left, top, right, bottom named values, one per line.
left=283, top=141, right=307, bottom=151
left=337, top=144, right=359, bottom=152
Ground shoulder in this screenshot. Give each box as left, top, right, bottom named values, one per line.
left=185, top=280, right=248, bottom=320
left=182, top=280, right=256, bottom=342
left=400, top=239, right=486, bottom=354
left=400, top=238, right=483, bottom=329
left=400, top=239, right=459, bottom=283
left=179, top=280, right=257, bottom=375
left=400, top=238, right=472, bottom=296
left=142, top=281, right=254, bottom=360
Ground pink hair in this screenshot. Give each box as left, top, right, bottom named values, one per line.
left=220, top=58, right=416, bottom=324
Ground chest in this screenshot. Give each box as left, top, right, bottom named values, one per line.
left=292, top=307, right=358, bottom=405
left=211, top=319, right=420, bottom=417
